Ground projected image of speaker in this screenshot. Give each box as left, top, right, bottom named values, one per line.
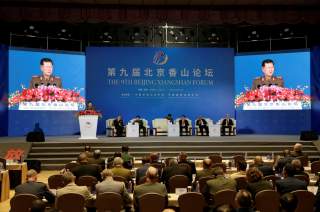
left=300, top=131, right=319, bottom=141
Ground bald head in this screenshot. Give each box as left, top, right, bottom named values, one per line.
left=254, top=156, right=263, bottom=166
left=179, top=152, right=187, bottom=161
left=101, top=169, right=114, bottom=179
left=113, top=157, right=123, bottom=167
left=294, top=143, right=303, bottom=152
left=203, top=158, right=212, bottom=169
left=27, top=169, right=38, bottom=182
left=78, top=152, right=88, bottom=164
left=146, top=166, right=158, bottom=181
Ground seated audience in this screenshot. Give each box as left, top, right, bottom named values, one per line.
left=71, top=152, right=102, bottom=181
left=250, top=156, right=274, bottom=177
left=291, top=159, right=309, bottom=179
left=88, top=149, right=105, bottom=170
left=133, top=167, right=168, bottom=210
left=110, top=157, right=132, bottom=181
left=96, top=169, right=132, bottom=211
left=280, top=193, right=298, bottom=212
left=113, top=115, right=125, bottom=137
left=196, top=116, right=209, bottom=136
left=107, top=152, right=122, bottom=168
left=15, top=169, right=55, bottom=204
left=179, top=115, right=190, bottom=136
left=275, top=163, right=307, bottom=195
left=149, top=152, right=165, bottom=174
left=205, top=167, right=236, bottom=196
left=195, top=158, right=214, bottom=181
left=136, top=155, right=150, bottom=185
left=178, top=152, right=196, bottom=175
left=121, top=145, right=134, bottom=169
left=291, top=143, right=304, bottom=157
left=161, top=158, right=191, bottom=190
left=274, top=149, right=294, bottom=174
left=235, top=190, right=254, bottom=212
left=56, top=171, right=93, bottom=207
left=83, top=145, right=93, bottom=158
left=230, top=160, right=247, bottom=179
left=30, top=199, right=47, bottom=212
left=221, top=114, right=234, bottom=136
left=246, top=167, right=273, bottom=198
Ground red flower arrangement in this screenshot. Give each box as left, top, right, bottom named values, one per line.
left=78, top=109, right=102, bottom=116
left=8, top=85, right=85, bottom=108
left=235, top=85, right=311, bottom=108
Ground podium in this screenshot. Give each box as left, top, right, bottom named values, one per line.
left=126, top=123, right=139, bottom=137
left=209, top=124, right=221, bottom=137
left=168, top=123, right=179, bottom=137
left=79, top=115, right=98, bottom=139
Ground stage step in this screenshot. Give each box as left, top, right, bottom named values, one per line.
left=24, top=136, right=320, bottom=170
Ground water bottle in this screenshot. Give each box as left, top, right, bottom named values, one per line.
left=105, top=157, right=108, bottom=169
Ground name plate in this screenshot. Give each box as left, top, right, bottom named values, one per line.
left=243, top=101, right=302, bottom=110
left=19, top=101, right=79, bottom=111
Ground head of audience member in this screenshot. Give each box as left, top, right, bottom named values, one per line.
left=203, top=158, right=212, bottom=170
left=280, top=193, right=298, bottom=212
left=122, top=145, right=129, bottom=153
left=162, top=209, right=175, bottom=212
left=168, top=158, right=178, bottom=167
left=101, top=169, right=114, bottom=181
left=141, top=155, right=150, bottom=165
left=283, top=149, right=291, bottom=157
left=113, top=152, right=122, bottom=158
left=84, top=145, right=91, bottom=152
left=291, top=159, right=304, bottom=172
left=93, top=149, right=101, bottom=160
left=253, top=156, right=264, bottom=166
left=293, top=143, right=303, bottom=154
left=178, top=152, right=188, bottom=162
left=78, top=152, right=89, bottom=164
left=283, top=163, right=296, bottom=178
left=213, top=167, right=224, bottom=177
left=214, top=204, right=235, bottom=212
left=113, top=157, right=124, bottom=168
left=146, top=166, right=159, bottom=183
left=235, top=190, right=253, bottom=209
left=237, top=160, right=247, bottom=172
left=150, top=152, right=160, bottom=163
left=246, top=167, right=263, bottom=183
left=62, top=170, right=76, bottom=184
left=26, top=169, right=38, bottom=182
left=30, top=199, right=46, bottom=212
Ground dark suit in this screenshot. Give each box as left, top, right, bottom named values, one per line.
left=113, top=119, right=125, bottom=137
left=179, top=160, right=196, bottom=175
left=247, top=180, right=273, bottom=198
left=161, top=164, right=191, bottom=189
left=256, top=165, right=275, bottom=177
left=221, top=118, right=234, bottom=136
left=275, top=177, right=307, bottom=195
left=196, top=119, right=209, bottom=136
left=179, top=119, right=190, bottom=136
left=274, top=156, right=294, bottom=173
left=15, top=181, right=55, bottom=204
left=71, top=163, right=102, bottom=182
left=136, top=163, right=150, bottom=185
left=88, top=158, right=105, bottom=170
left=133, top=119, right=146, bottom=136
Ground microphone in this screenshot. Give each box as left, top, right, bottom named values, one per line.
left=47, top=83, right=51, bottom=86
left=35, top=83, right=38, bottom=88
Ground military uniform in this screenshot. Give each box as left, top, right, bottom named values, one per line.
left=252, top=76, right=284, bottom=90
left=29, top=75, right=62, bottom=88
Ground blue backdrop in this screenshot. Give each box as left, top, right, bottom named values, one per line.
left=8, top=48, right=85, bottom=136
left=0, top=45, right=8, bottom=136
left=235, top=50, right=311, bottom=134
left=86, top=47, right=235, bottom=134
left=311, top=47, right=320, bottom=133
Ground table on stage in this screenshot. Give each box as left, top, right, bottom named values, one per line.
left=7, top=162, right=28, bottom=188
left=0, top=170, right=10, bottom=202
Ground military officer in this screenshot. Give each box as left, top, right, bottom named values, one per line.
left=252, top=59, right=284, bottom=90
left=30, top=58, right=62, bottom=88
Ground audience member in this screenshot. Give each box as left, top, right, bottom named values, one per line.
left=136, top=155, right=151, bottom=185
left=178, top=152, right=196, bottom=175
left=291, top=159, right=309, bottom=180
left=230, top=160, right=247, bottom=179
left=195, top=158, right=214, bottom=181
left=14, top=169, right=55, bottom=204
left=56, top=171, right=93, bottom=207
left=246, top=167, right=273, bottom=198
left=235, top=190, right=254, bottom=212
left=121, top=145, right=134, bottom=169
left=71, top=152, right=102, bottom=181
left=107, top=152, right=122, bottom=168
left=110, top=157, right=132, bottom=181
left=88, top=149, right=105, bottom=170
left=275, top=163, right=307, bottom=195
left=274, top=149, right=294, bottom=174
left=149, top=152, right=165, bottom=174
left=83, top=145, right=93, bottom=158
left=214, top=204, right=236, bottom=212
left=95, top=169, right=132, bottom=211
left=204, top=167, right=236, bottom=196
left=161, top=158, right=191, bottom=190
left=250, top=156, right=274, bottom=177
left=280, top=193, right=298, bottom=212
left=291, top=143, right=304, bottom=157
left=133, top=167, right=168, bottom=210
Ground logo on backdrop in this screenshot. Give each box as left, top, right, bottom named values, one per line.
left=153, top=51, right=168, bottom=65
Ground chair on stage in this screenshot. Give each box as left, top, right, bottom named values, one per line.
left=152, top=118, right=169, bottom=136
left=217, top=118, right=236, bottom=136
left=178, top=192, right=206, bottom=212
left=106, top=118, right=126, bottom=137
left=194, top=118, right=213, bottom=136
left=96, top=192, right=123, bottom=212
left=10, top=194, right=39, bottom=212
left=175, top=117, right=192, bottom=136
